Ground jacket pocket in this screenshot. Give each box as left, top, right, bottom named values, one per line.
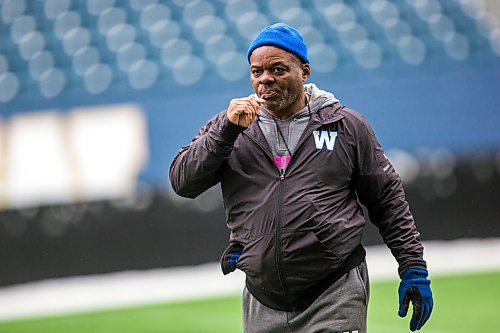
left=220, top=242, right=243, bottom=275
left=282, top=230, right=340, bottom=283
left=233, top=235, right=267, bottom=278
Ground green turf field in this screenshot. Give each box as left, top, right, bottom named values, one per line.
left=1, top=271, right=499, bottom=333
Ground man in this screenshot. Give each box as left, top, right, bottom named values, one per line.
left=170, top=23, right=433, bottom=333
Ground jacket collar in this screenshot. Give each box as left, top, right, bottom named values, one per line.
left=243, top=118, right=271, bottom=154
left=313, top=101, right=344, bottom=125
left=243, top=102, right=345, bottom=154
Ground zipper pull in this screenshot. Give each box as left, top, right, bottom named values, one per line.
left=279, top=169, right=285, bottom=180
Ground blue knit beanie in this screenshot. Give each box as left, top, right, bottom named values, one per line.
left=247, top=23, right=309, bottom=64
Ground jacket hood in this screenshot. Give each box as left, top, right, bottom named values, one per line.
left=304, top=83, right=339, bottom=112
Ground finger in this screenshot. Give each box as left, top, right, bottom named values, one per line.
left=237, top=98, right=260, bottom=112
left=409, top=289, right=423, bottom=331
left=253, top=102, right=264, bottom=116
left=398, top=292, right=410, bottom=317
left=234, top=102, right=257, bottom=117
left=410, top=306, right=427, bottom=332
left=230, top=99, right=252, bottom=110
left=229, top=99, right=245, bottom=109
left=409, top=302, right=421, bottom=331
left=248, top=103, right=259, bottom=118
left=247, top=113, right=255, bottom=125
left=228, top=102, right=243, bottom=115
left=248, top=99, right=262, bottom=113
left=237, top=103, right=255, bottom=114
left=234, top=108, right=246, bottom=116
left=238, top=107, right=253, bottom=121
left=252, top=105, right=259, bottom=118
left=237, top=97, right=264, bottom=104
left=234, top=97, right=262, bottom=105
left=415, top=302, right=432, bottom=331
left=252, top=97, right=266, bottom=104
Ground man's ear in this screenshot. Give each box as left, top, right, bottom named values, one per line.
left=301, top=63, right=311, bottom=82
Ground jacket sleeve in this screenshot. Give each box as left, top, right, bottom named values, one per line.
left=352, top=113, right=427, bottom=275
left=169, top=111, right=246, bottom=198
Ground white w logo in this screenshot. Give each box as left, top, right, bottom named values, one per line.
left=313, top=130, right=337, bottom=151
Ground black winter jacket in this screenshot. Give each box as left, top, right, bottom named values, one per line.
left=170, top=101, right=426, bottom=311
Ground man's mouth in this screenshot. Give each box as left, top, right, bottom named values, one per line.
left=260, top=90, right=278, bottom=99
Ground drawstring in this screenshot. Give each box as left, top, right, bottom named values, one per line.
left=271, top=95, right=312, bottom=158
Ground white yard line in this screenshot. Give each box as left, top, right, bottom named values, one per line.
left=366, top=238, right=500, bottom=279
left=1, top=238, right=499, bottom=321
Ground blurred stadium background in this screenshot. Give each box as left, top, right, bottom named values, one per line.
left=0, top=0, right=500, bottom=332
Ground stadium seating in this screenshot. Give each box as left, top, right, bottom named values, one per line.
left=0, top=0, right=499, bottom=103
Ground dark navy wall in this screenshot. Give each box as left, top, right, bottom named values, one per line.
left=2, top=65, right=499, bottom=186
left=139, top=65, right=500, bottom=184
left=1, top=155, right=499, bottom=287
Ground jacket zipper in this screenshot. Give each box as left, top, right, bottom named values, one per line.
left=275, top=168, right=289, bottom=305
left=243, top=133, right=290, bottom=303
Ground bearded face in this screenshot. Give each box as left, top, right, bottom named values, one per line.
left=249, top=46, right=310, bottom=119
left=260, top=76, right=303, bottom=113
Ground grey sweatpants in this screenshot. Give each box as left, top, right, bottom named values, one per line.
left=242, top=260, right=369, bottom=333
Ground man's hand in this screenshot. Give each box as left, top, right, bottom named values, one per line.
left=398, top=268, right=434, bottom=331
left=221, top=243, right=243, bottom=275
left=226, top=97, right=265, bottom=128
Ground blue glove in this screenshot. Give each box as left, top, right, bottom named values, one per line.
left=220, top=243, right=243, bottom=275
left=228, top=253, right=240, bottom=271
left=398, top=268, right=433, bottom=331
left=221, top=252, right=240, bottom=274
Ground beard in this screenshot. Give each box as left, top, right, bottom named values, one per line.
left=261, top=81, right=303, bottom=113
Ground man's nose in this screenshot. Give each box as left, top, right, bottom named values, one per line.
left=259, top=71, right=274, bottom=84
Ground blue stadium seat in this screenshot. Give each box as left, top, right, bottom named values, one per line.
left=0, top=0, right=498, bottom=104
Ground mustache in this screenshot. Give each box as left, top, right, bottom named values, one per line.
left=258, top=89, right=282, bottom=99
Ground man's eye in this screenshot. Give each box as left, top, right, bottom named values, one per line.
left=273, top=67, right=285, bottom=73
left=252, top=69, right=262, bottom=75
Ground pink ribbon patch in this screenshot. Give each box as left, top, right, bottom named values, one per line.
left=274, top=155, right=291, bottom=169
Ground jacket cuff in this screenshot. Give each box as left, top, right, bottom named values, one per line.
left=219, top=115, right=246, bottom=143
left=398, top=261, right=427, bottom=278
